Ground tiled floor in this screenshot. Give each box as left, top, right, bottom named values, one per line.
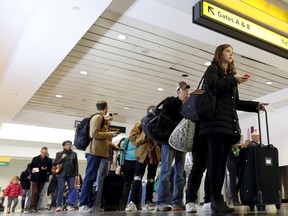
left=0, top=203, right=287, bottom=216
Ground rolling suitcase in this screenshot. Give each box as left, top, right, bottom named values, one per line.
left=102, top=172, right=124, bottom=211
left=239, top=109, right=281, bottom=211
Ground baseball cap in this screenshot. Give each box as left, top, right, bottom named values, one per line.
left=176, top=81, right=190, bottom=90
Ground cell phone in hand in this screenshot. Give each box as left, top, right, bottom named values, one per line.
left=243, top=73, right=251, bottom=78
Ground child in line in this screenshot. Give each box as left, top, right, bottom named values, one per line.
left=3, top=176, right=23, bottom=213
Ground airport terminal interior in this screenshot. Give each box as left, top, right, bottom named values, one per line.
left=0, top=0, right=288, bottom=215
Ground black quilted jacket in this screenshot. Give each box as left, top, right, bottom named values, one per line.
left=199, top=62, right=259, bottom=143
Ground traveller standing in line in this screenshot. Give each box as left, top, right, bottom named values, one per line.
left=199, top=44, right=267, bottom=214
left=79, top=100, right=119, bottom=213
left=125, top=113, right=161, bottom=212
left=156, top=81, right=190, bottom=211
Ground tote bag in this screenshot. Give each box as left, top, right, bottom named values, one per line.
left=168, top=118, right=196, bottom=152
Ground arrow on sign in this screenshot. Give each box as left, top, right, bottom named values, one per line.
left=208, top=6, right=215, bottom=15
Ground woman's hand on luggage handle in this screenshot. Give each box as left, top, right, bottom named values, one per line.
left=258, top=102, right=269, bottom=111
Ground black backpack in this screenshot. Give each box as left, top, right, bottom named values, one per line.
left=142, top=97, right=176, bottom=142
left=74, top=114, right=104, bottom=151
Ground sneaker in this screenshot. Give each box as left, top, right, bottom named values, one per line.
left=55, top=207, right=62, bottom=212
left=125, top=201, right=137, bottom=212
left=143, top=202, right=155, bottom=211
left=79, top=205, right=92, bottom=213
left=66, top=205, right=76, bottom=211
left=203, top=202, right=211, bottom=212
left=156, top=204, right=172, bottom=211
left=172, top=204, right=185, bottom=211
left=185, top=202, right=197, bottom=213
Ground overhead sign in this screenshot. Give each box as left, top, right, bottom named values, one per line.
left=193, top=1, right=288, bottom=59
left=0, top=156, right=11, bottom=166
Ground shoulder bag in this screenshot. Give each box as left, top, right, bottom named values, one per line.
left=168, top=118, right=196, bottom=152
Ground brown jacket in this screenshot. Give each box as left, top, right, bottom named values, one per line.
left=129, top=123, right=161, bottom=163
left=86, top=114, right=114, bottom=158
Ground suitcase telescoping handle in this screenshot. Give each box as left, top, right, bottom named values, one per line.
left=257, top=108, right=271, bottom=147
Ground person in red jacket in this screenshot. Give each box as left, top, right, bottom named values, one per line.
left=3, top=176, right=23, bottom=213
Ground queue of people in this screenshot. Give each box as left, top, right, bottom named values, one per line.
left=1, top=44, right=268, bottom=214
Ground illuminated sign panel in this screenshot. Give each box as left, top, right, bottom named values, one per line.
left=193, top=1, right=288, bottom=58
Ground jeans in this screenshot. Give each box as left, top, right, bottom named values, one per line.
left=50, top=185, right=58, bottom=208
left=157, top=144, right=186, bottom=206
left=94, top=158, right=109, bottom=208
left=186, top=139, right=211, bottom=203
left=7, top=197, right=18, bottom=208
left=79, top=153, right=102, bottom=208
left=207, top=135, right=233, bottom=198
left=37, top=181, right=49, bottom=209
left=129, top=161, right=157, bottom=204
left=56, top=176, right=75, bottom=207
left=21, top=189, right=30, bottom=209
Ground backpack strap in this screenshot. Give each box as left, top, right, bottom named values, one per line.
left=91, top=113, right=105, bottom=128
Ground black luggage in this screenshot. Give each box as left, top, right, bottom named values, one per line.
left=102, top=172, right=124, bottom=211
left=0, top=196, right=5, bottom=212
left=239, top=109, right=281, bottom=211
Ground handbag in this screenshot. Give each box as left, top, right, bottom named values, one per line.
left=180, top=75, right=216, bottom=122
left=51, top=163, right=63, bottom=174
left=168, top=118, right=196, bottom=152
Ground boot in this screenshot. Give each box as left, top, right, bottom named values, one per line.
left=211, top=195, right=234, bottom=213
left=7, top=208, right=10, bottom=214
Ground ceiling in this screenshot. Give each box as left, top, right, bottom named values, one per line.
left=0, top=0, right=287, bottom=129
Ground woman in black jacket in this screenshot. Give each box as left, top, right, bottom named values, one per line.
left=200, top=44, right=267, bottom=213
left=52, top=140, right=78, bottom=212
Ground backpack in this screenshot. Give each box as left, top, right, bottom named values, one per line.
left=118, top=137, right=130, bottom=166
left=141, top=97, right=177, bottom=142
left=74, top=114, right=104, bottom=151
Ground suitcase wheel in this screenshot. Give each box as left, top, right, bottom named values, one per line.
left=256, top=205, right=265, bottom=211
left=249, top=205, right=254, bottom=211
left=275, top=204, right=281, bottom=210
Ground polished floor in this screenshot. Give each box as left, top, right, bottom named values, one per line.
left=0, top=203, right=287, bottom=216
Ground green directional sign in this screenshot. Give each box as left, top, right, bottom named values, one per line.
left=0, top=161, right=10, bottom=166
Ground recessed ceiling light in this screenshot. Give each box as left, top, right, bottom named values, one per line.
left=117, top=34, right=127, bottom=40
left=266, top=81, right=273, bottom=85
left=80, top=71, right=88, bottom=75
left=154, top=46, right=160, bottom=49
left=157, top=88, right=164, bottom=91
left=56, top=95, right=63, bottom=98
left=72, top=6, right=79, bottom=11
left=123, top=106, right=130, bottom=110
left=204, top=61, right=211, bottom=66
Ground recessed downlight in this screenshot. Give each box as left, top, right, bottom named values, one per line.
left=72, top=6, right=79, bottom=10
left=123, top=106, right=130, bottom=110
left=56, top=95, right=63, bottom=98
left=117, top=34, right=127, bottom=40
left=157, top=88, right=164, bottom=91
left=266, top=81, right=273, bottom=85
left=80, top=70, right=88, bottom=75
